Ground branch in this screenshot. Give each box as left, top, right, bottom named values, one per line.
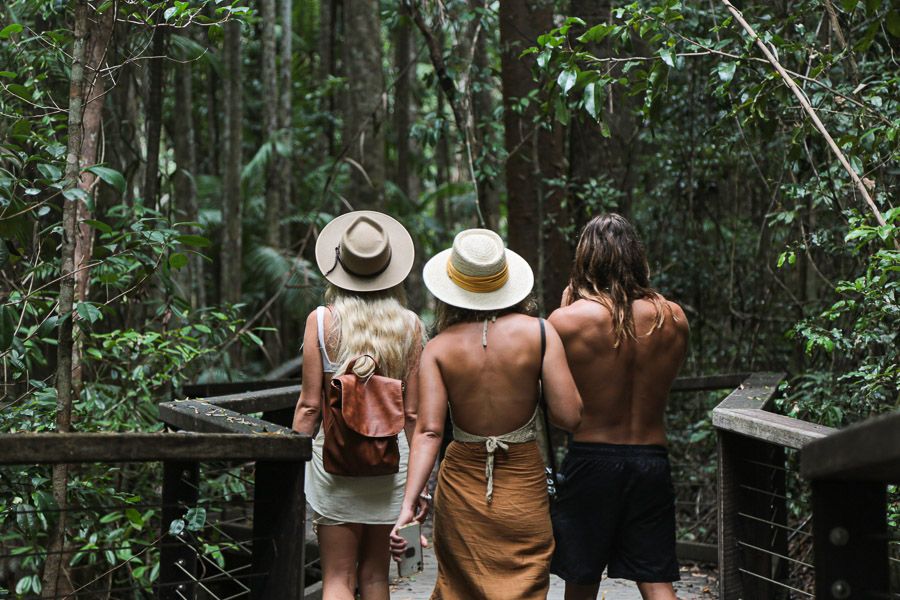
left=722, top=0, right=888, bottom=229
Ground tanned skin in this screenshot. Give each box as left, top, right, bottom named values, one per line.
left=549, top=295, right=689, bottom=600
left=390, top=313, right=582, bottom=558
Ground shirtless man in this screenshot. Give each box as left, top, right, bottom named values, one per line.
left=548, top=214, right=689, bottom=600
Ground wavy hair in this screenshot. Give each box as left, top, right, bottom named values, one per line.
left=566, top=214, right=667, bottom=347
left=324, top=284, right=424, bottom=379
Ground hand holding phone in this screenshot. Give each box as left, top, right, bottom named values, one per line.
left=395, top=522, right=424, bottom=577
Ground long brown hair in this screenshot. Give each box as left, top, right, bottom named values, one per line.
left=566, top=214, right=667, bottom=347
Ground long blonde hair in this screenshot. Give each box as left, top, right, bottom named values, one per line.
left=324, top=284, right=424, bottom=379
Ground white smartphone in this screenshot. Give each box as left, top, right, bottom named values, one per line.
left=396, top=522, right=424, bottom=577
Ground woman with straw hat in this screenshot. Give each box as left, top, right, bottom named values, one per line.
left=390, top=229, right=582, bottom=599
left=293, top=211, right=427, bottom=600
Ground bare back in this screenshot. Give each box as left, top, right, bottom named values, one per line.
left=549, top=297, right=688, bottom=445
left=425, top=313, right=581, bottom=437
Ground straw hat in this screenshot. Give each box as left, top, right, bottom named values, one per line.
left=315, top=211, right=415, bottom=292
left=423, top=229, right=534, bottom=311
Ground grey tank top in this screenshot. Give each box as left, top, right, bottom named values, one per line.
left=316, top=306, right=338, bottom=374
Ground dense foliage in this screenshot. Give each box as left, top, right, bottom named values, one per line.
left=0, top=0, right=897, bottom=595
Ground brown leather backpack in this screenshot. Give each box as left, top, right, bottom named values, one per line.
left=322, top=355, right=405, bottom=476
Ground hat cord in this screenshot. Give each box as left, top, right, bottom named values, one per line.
left=324, top=244, right=393, bottom=278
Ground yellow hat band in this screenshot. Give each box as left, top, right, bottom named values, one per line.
left=447, top=260, right=509, bottom=293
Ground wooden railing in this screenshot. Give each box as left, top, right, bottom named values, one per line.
left=0, top=431, right=310, bottom=600
left=158, top=385, right=309, bottom=600
left=801, top=410, right=900, bottom=599
left=712, top=372, right=900, bottom=598
left=713, top=372, right=837, bottom=598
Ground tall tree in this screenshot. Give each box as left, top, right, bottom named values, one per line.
left=278, top=0, right=293, bottom=244
left=342, top=0, right=385, bottom=209
left=45, top=2, right=112, bottom=594
left=471, top=15, right=500, bottom=230
left=143, top=22, right=167, bottom=208
left=172, top=49, right=205, bottom=308
left=221, top=19, right=243, bottom=305
left=500, top=0, right=568, bottom=312
left=318, top=0, right=338, bottom=156
left=261, top=0, right=280, bottom=249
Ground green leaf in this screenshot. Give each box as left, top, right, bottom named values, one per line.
left=76, top=302, right=103, bottom=324
left=125, top=508, right=144, bottom=529
left=85, top=165, right=126, bottom=194
left=887, top=10, right=900, bottom=37
left=37, top=163, right=62, bottom=181
left=185, top=507, right=206, bottom=531
left=0, top=23, right=23, bottom=39
left=717, top=62, right=737, bottom=82
left=169, top=252, right=188, bottom=270
left=583, top=82, right=599, bottom=120
left=659, top=48, right=676, bottom=68
left=578, top=23, right=614, bottom=43
left=0, top=71, right=16, bottom=78
left=176, top=234, right=211, bottom=248
left=82, top=219, right=112, bottom=234
left=557, top=69, right=577, bottom=97
left=168, top=518, right=186, bottom=536
left=841, top=0, right=859, bottom=9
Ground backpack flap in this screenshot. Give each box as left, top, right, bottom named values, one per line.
left=332, top=373, right=405, bottom=438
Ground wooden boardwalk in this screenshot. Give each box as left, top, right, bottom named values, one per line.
left=390, top=539, right=718, bottom=599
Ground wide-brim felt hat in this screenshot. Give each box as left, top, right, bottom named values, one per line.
left=423, top=229, right=534, bottom=311
left=315, top=210, right=415, bottom=292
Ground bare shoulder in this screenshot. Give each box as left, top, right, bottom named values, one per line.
left=549, top=299, right=608, bottom=335
left=664, top=299, right=689, bottom=334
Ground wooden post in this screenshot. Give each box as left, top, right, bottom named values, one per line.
left=812, top=480, right=888, bottom=599
left=252, top=460, right=306, bottom=599
left=159, top=461, right=199, bottom=600
left=717, top=430, right=741, bottom=599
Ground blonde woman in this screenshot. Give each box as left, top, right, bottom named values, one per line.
left=391, top=229, right=582, bottom=599
left=293, top=212, right=426, bottom=600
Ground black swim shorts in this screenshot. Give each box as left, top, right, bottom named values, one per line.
left=550, top=442, right=680, bottom=584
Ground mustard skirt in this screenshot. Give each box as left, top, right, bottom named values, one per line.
left=431, top=440, right=553, bottom=600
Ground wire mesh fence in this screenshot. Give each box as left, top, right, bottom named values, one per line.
left=0, top=456, right=305, bottom=600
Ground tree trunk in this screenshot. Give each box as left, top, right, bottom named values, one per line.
left=44, top=2, right=91, bottom=596
left=500, top=0, right=568, bottom=313
left=471, top=15, right=499, bottom=230
left=278, top=0, right=293, bottom=245
left=341, top=0, right=385, bottom=210
left=393, top=7, right=426, bottom=312
left=143, top=22, right=167, bottom=208
left=172, top=52, right=205, bottom=309
left=262, top=0, right=280, bottom=250
left=220, top=20, right=243, bottom=306
left=319, top=0, right=338, bottom=156
left=71, top=5, right=114, bottom=378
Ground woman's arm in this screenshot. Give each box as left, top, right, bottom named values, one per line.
left=291, top=311, right=325, bottom=435
left=390, top=340, right=446, bottom=557
left=402, top=318, right=425, bottom=446
left=540, top=320, right=583, bottom=432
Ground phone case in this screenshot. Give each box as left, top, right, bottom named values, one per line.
left=396, top=522, right=424, bottom=577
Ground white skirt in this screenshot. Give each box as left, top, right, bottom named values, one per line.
left=305, top=428, right=409, bottom=525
